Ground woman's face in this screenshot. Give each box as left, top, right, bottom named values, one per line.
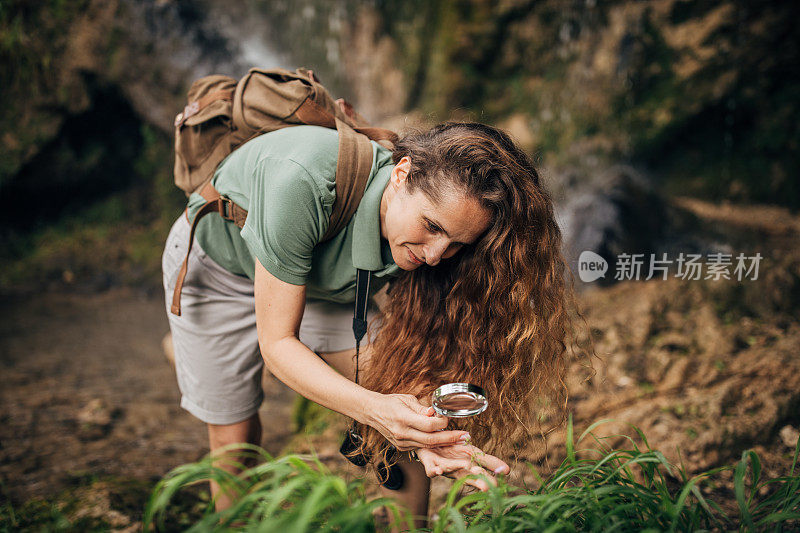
left=380, top=156, right=492, bottom=270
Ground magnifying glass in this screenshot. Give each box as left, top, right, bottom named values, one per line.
left=432, top=383, right=488, bottom=417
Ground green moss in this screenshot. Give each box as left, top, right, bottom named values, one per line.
left=0, top=189, right=178, bottom=289
left=638, top=381, right=656, bottom=394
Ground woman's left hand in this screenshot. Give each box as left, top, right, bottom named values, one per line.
left=415, top=444, right=510, bottom=492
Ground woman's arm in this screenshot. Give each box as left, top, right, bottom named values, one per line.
left=254, top=259, right=469, bottom=449
left=254, top=258, right=375, bottom=423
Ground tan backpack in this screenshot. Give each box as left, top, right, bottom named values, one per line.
left=170, top=67, right=397, bottom=316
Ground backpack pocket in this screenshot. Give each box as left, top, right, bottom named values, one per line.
left=174, top=75, right=237, bottom=194
left=232, top=68, right=337, bottom=140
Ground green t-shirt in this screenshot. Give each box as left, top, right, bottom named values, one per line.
left=186, top=125, right=401, bottom=304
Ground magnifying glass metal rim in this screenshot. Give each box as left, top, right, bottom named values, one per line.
left=432, top=383, right=488, bottom=417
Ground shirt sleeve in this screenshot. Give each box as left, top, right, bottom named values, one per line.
left=239, top=157, right=331, bottom=285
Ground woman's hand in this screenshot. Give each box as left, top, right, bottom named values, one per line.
left=416, top=444, right=510, bottom=492
left=365, top=393, right=470, bottom=451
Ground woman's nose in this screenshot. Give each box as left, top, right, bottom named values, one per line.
left=423, top=238, right=450, bottom=266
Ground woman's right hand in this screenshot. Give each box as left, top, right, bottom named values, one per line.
left=365, top=393, right=470, bottom=451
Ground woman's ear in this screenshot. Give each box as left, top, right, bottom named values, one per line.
left=391, top=156, right=412, bottom=189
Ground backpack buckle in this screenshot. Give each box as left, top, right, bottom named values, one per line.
left=217, top=196, right=234, bottom=221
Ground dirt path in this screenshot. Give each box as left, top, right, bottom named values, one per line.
left=0, top=288, right=297, bottom=507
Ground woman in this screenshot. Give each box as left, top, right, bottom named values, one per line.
left=162, top=121, right=572, bottom=525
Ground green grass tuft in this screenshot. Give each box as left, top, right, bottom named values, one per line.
left=144, top=419, right=800, bottom=532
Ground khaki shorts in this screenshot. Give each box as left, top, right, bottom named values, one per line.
left=162, top=215, right=374, bottom=425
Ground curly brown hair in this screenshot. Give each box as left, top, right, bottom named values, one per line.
left=356, top=122, right=585, bottom=471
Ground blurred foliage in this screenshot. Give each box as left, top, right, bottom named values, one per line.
left=292, top=395, right=335, bottom=436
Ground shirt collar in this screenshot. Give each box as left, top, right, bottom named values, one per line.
left=351, top=145, right=400, bottom=276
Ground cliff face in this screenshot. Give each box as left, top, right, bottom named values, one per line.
left=1, top=0, right=797, bottom=222
left=1, top=0, right=243, bottom=187
left=368, top=0, right=799, bottom=207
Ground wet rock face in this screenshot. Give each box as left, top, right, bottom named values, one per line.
left=111, top=0, right=252, bottom=131
left=555, top=165, right=667, bottom=282
left=5, top=0, right=798, bottom=181
left=553, top=164, right=731, bottom=288
left=115, top=0, right=406, bottom=127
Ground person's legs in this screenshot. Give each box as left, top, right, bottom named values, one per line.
left=207, top=413, right=263, bottom=512
left=318, top=344, right=432, bottom=529
left=379, top=456, right=430, bottom=531
left=315, top=345, right=363, bottom=382
left=163, top=215, right=266, bottom=512
left=162, top=331, right=175, bottom=368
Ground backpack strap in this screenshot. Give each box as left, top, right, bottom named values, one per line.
left=322, top=118, right=375, bottom=242
left=171, top=123, right=380, bottom=351
left=170, top=118, right=377, bottom=313
left=294, top=97, right=398, bottom=145
left=170, top=182, right=246, bottom=316
left=169, top=117, right=374, bottom=315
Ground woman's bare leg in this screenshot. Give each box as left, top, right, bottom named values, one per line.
left=206, top=413, right=262, bottom=512
left=162, top=332, right=175, bottom=368
left=318, top=346, right=431, bottom=529
left=316, top=345, right=366, bottom=382
left=379, top=456, right=431, bottom=530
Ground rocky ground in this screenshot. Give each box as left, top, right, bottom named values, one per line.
left=0, top=197, right=798, bottom=530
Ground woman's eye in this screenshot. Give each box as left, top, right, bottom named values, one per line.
left=426, top=221, right=438, bottom=233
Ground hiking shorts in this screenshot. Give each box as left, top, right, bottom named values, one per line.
left=162, top=214, right=377, bottom=425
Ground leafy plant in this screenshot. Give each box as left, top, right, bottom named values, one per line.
left=144, top=418, right=800, bottom=532
left=143, top=444, right=410, bottom=532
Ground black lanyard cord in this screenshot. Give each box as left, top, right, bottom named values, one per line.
left=344, top=269, right=405, bottom=491
left=352, top=268, right=371, bottom=386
